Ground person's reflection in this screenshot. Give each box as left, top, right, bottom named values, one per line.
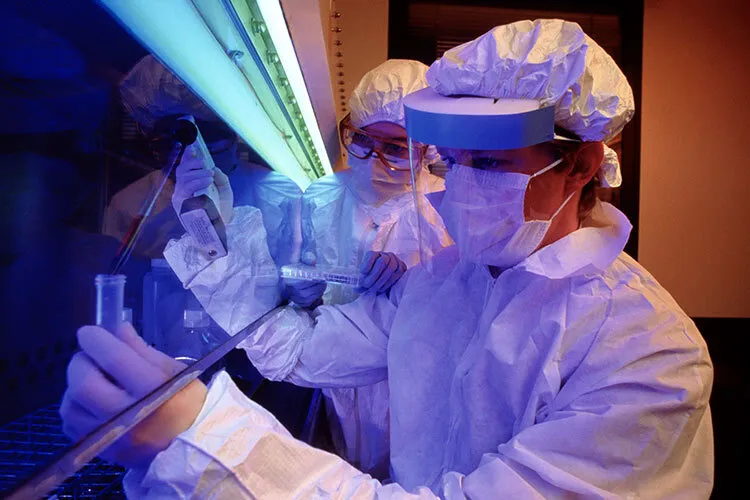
left=0, top=4, right=150, bottom=424
left=102, top=55, right=302, bottom=373
left=103, top=55, right=302, bottom=264
left=102, top=117, right=260, bottom=259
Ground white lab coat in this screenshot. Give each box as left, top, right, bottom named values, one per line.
left=103, top=162, right=301, bottom=265
left=302, top=169, right=449, bottom=303
left=301, top=168, right=451, bottom=476
left=140, top=200, right=714, bottom=498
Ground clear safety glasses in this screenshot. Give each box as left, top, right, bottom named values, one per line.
left=339, top=115, right=420, bottom=171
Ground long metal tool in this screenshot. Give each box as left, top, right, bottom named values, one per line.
left=5, top=305, right=286, bottom=500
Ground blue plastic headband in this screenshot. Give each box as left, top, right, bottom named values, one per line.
left=403, top=88, right=555, bottom=150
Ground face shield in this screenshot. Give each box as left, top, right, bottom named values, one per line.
left=403, top=87, right=562, bottom=271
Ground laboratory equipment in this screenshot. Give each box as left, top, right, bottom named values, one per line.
left=143, top=261, right=227, bottom=361
left=0, top=405, right=125, bottom=497
left=122, top=307, right=133, bottom=324
left=109, top=117, right=198, bottom=275
left=94, top=274, right=126, bottom=334
left=4, top=305, right=285, bottom=499
left=182, top=307, right=211, bottom=351
left=142, top=258, right=185, bottom=352
left=280, top=263, right=363, bottom=287
left=176, top=299, right=230, bottom=383
left=178, top=297, right=225, bottom=361
left=1, top=0, right=343, bottom=495
left=98, top=0, right=339, bottom=188
left=175, top=115, right=228, bottom=259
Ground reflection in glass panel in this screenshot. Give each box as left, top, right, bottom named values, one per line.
left=0, top=0, right=325, bottom=496
left=1, top=2, right=146, bottom=494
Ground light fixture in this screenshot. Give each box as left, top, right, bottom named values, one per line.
left=251, top=0, right=333, bottom=177
left=98, top=0, right=336, bottom=188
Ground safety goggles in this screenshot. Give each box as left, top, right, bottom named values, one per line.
left=339, top=115, right=421, bottom=170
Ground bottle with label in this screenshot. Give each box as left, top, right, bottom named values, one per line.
left=178, top=303, right=212, bottom=363
left=178, top=297, right=229, bottom=383
left=142, top=258, right=185, bottom=351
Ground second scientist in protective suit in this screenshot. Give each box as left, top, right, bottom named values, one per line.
left=287, top=59, right=452, bottom=477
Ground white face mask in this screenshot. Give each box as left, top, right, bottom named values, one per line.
left=348, top=155, right=414, bottom=204
left=437, top=159, right=574, bottom=268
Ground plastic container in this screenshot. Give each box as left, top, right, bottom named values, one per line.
left=279, top=264, right=362, bottom=287
left=95, top=274, right=126, bottom=334
left=175, top=305, right=212, bottom=362
left=176, top=298, right=228, bottom=385
left=142, top=259, right=185, bottom=350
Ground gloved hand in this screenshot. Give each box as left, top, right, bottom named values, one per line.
left=284, top=280, right=327, bottom=308
left=60, top=322, right=207, bottom=468
left=171, top=149, right=234, bottom=223
left=213, top=168, right=235, bottom=224
left=356, top=251, right=407, bottom=294
left=283, top=252, right=326, bottom=308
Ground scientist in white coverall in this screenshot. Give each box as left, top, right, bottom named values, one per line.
left=61, top=20, right=713, bottom=499
left=286, top=59, right=451, bottom=478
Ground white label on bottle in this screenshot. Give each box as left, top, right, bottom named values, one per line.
left=180, top=209, right=228, bottom=258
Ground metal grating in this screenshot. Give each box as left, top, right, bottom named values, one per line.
left=436, top=37, right=467, bottom=58
left=0, top=405, right=125, bottom=499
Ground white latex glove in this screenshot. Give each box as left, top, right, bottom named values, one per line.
left=60, top=322, right=207, bottom=468
left=356, top=251, right=407, bottom=294
left=171, top=150, right=234, bottom=223
left=213, top=168, right=234, bottom=224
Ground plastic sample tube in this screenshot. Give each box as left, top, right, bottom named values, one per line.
left=95, top=274, right=126, bottom=334
left=279, top=264, right=362, bottom=287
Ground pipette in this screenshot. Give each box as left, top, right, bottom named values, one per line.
left=110, top=118, right=198, bottom=275
left=279, top=263, right=363, bottom=287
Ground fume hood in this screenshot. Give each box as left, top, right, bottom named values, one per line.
left=0, top=0, right=340, bottom=497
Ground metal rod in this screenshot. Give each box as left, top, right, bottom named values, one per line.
left=5, top=305, right=286, bottom=500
